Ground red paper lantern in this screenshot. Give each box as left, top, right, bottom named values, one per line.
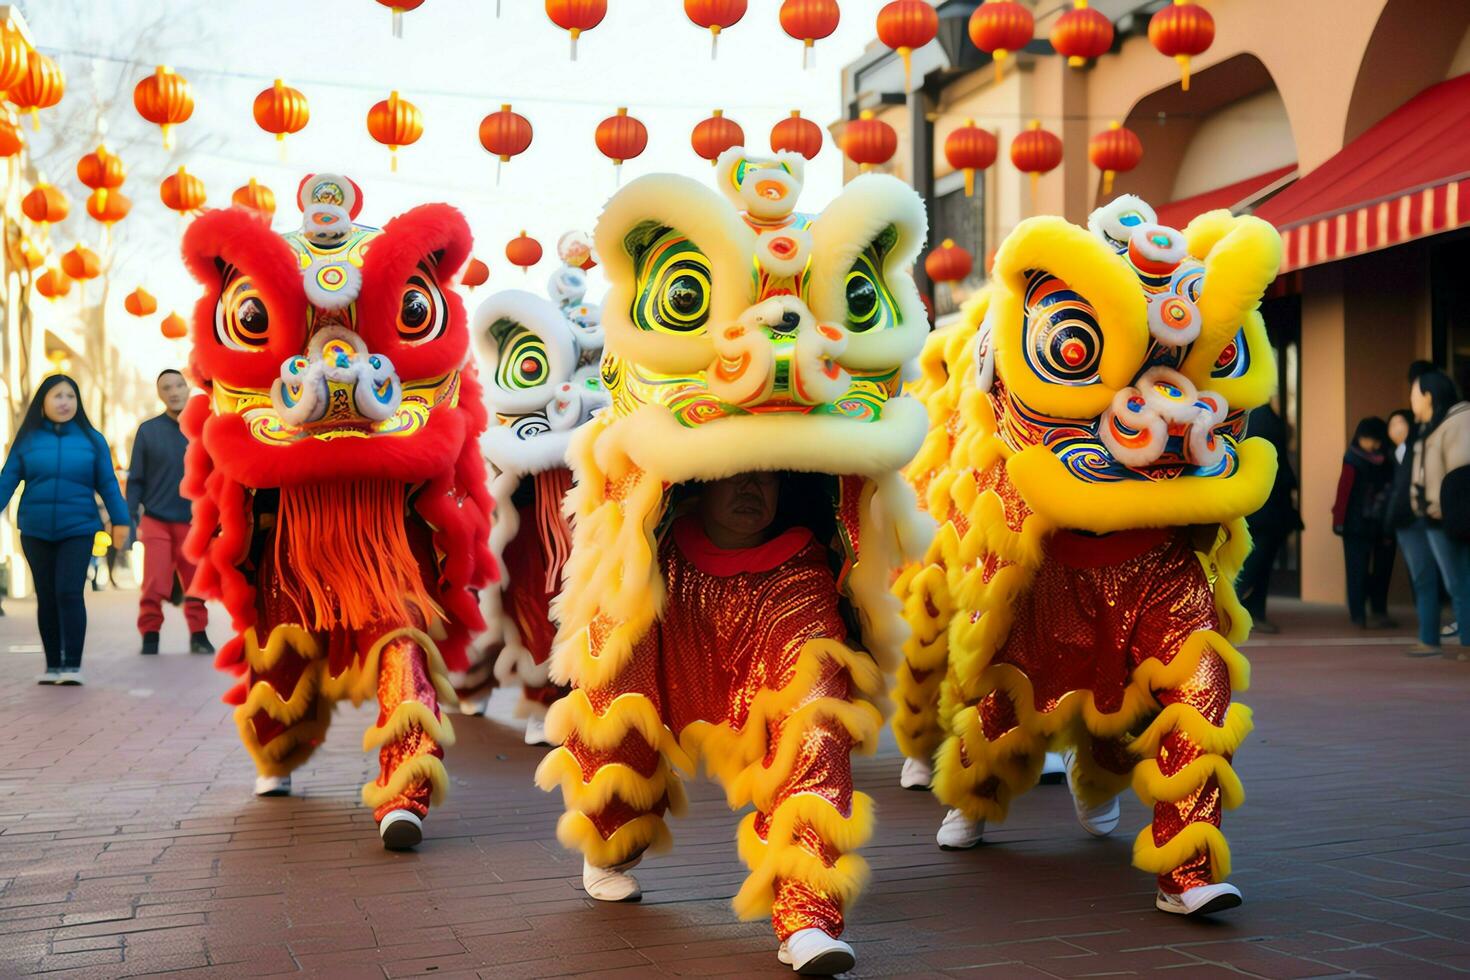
left=461, top=257, right=490, bottom=289
left=7, top=50, right=63, bottom=130
left=546, top=0, right=607, bottom=60
left=1088, top=121, right=1142, bottom=196
left=692, top=109, right=744, bottom=165
left=925, top=239, right=973, bottom=284
left=876, top=0, right=938, bottom=89
left=843, top=109, right=897, bottom=172
left=595, top=107, right=648, bottom=184
left=685, top=0, right=746, bottom=58
left=133, top=66, right=194, bottom=149
left=969, top=1, right=1034, bottom=82
left=77, top=145, right=125, bottom=193
left=1050, top=0, right=1113, bottom=67
left=944, top=119, right=997, bottom=198
left=22, top=184, right=69, bottom=225
left=232, top=178, right=276, bottom=218
left=780, top=0, right=840, bottom=69
left=0, top=24, right=29, bottom=95
left=36, top=267, right=70, bottom=300
left=1011, top=119, right=1063, bottom=205
left=160, top=312, right=189, bottom=340
left=60, top=244, right=100, bottom=282
left=479, top=104, right=533, bottom=183
left=366, top=91, right=423, bottom=172
left=160, top=166, right=206, bottom=214
left=376, top=0, right=425, bottom=37
left=1149, top=0, right=1214, bottom=92
left=507, top=231, right=543, bottom=271
left=125, top=287, right=158, bottom=318
left=771, top=110, right=823, bottom=160
left=86, top=189, right=132, bottom=226
left=0, top=116, right=23, bottom=158
left=253, top=78, right=310, bottom=151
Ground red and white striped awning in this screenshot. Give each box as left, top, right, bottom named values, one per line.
left=1255, top=72, right=1470, bottom=274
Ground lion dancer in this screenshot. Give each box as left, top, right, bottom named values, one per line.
left=930, top=196, right=1281, bottom=916
left=535, top=149, right=933, bottom=974
left=180, top=173, right=494, bottom=850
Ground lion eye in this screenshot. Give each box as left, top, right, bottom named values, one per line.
left=396, top=268, right=446, bottom=344
left=216, top=270, right=270, bottom=351
left=667, top=275, right=703, bottom=316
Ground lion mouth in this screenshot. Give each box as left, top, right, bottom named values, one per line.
left=214, top=372, right=460, bottom=445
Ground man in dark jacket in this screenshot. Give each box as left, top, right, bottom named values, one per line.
left=1236, top=403, right=1301, bottom=633
left=127, top=369, right=211, bottom=656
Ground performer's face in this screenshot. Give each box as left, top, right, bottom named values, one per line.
left=699, top=472, right=780, bottom=547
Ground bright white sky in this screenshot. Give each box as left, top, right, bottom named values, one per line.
left=20, top=0, right=887, bottom=380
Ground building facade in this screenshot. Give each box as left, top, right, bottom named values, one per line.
left=837, top=0, right=1470, bottom=604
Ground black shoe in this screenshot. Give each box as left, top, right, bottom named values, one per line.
left=140, top=631, right=160, bottom=656
left=189, top=631, right=215, bottom=655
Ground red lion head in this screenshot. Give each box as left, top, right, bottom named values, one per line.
left=180, top=174, right=495, bottom=689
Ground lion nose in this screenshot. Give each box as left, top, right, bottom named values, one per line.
left=772, top=310, right=802, bottom=335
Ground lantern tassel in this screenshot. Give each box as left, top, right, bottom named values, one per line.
left=1177, top=54, right=1191, bottom=91
left=803, top=38, right=814, bottom=70
left=711, top=27, right=720, bottom=60
left=901, top=48, right=912, bottom=91
left=496, top=0, right=501, bottom=16
left=964, top=168, right=975, bottom=198
left=570, top=29, right=580, bottom=61
left=993, top=51, right=1006, bottom=85
left=1029, top=171, right=1039, bottom=209
left=278, top=132, right=288, bottom=163
left=29, top=107, right=38, bottom=131
left=496, top=157, right=503, bottom=186
left=161, top=124, right=173, bottom=151
left=1103, top=170, right=1115, bottom=195
left=613, top=161, right=622, bottom=188
left=392, top=7, right=404, bottom=37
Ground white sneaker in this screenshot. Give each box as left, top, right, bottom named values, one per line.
left=1039, top=751, right=1066, bottom=784
left=781, top=928, right=855, bottom=975
left=1156, top=882, right=1242, bottom=916
left=379, top=809, right=423, bottom=850
left=457, top=698, right=487, bottom=716
left=524, top=715, right=550, bottom=746
left=936, top=808, right=984, bottom=850
left=899, top=756, right=933, bottom=790
left=582, top=857, right=642, bottom=901
left=1062, top=749, right=1120, bottom=837
left=37, top=669, right=61, bottom=685
left=253, top=775, right=292, bottom=797
left=57, top=669, right=83, bottom=686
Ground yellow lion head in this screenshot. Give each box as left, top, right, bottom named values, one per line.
left=976, top=195, right=1282, bottom=531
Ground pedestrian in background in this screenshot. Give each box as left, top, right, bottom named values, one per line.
left=1237, top=402, right=1300, bottom=633
left=127, top=369, right=211, bottom=656
left=0, top=375, right=131, bottom=685
left=1407, top=368, right=1470, bottom=658
left=1332, top=417, right=1396, bottom=628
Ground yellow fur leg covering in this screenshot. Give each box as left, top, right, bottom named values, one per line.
left=556, top=811, right=672, bottom=868
left=1133, top=821, right=1231, bottom=882
left=677, top=639, right=884, bottom=811
left=1132, top=754, right=1245, bottom=809
left=1062, top=734, right=1137, bottom=810
left=733, top=792, right=874, bottom=921
left=1130, top=702, right=1253, bottom=758
left=234, top=658, right=331, bottom=777
left=361, top=752, right=448, bottom=809
left=543, top=689, right=693, bottom=771
left=892, top=562, right=952, bottom=760
left=931, top=715, right=1048, bottom=822
left=362, top=700, right=456, bottom=751
left=534, top=748, right=688, bottom=815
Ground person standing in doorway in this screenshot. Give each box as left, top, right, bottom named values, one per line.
left=0, top=374, right=131, bottom=684
left=127, top=369, right=212, bottom=656
left=1236, top=402, right=1300, bottom=633
left=1408, top=369, right=1470, bottom=659
left=1332, top=417, right=1396, bottom=628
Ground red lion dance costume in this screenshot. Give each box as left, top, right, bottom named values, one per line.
left=534, top=149, right=932, bottom=975
left=180, top=174, right=494, bottom=850
left=916, top=196, right=1281, bottom=916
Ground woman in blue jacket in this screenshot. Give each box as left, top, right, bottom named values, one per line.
left=0, top=375, right=131, bottom=685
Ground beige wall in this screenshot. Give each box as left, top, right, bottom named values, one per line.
left=1172, top=88, right=1295, bottom=199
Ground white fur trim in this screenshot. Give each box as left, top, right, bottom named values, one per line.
left=473, top=289, right=580, bottom=415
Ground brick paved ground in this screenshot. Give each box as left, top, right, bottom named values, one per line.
left=1, top=588, right=1468, bottom=978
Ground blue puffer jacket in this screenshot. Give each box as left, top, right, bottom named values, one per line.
left=0, top=421, right=130, bottom=541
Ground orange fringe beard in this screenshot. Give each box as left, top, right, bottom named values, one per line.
left=273, top=479, right=440, bottom=632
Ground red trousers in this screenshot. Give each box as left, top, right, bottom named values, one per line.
left=138, top=515, right=208, bottom=634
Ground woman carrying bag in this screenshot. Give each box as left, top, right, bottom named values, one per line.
left=0, top=375, right=131, bottom=684
left=1408, top=369, right=1470, bottom=660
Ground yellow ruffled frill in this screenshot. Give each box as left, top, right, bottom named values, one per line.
left=733, top=791, right=874, bottom=921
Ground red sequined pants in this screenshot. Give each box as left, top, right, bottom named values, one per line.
left=972, top=531, right=1231, bottom=893
left=369, top=636, right=443, bottom=821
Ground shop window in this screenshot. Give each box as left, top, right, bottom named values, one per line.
left=929, top=170, right=985, bottom=318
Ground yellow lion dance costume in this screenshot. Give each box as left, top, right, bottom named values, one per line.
left=908, top=196, right=1280, bottom=917
left=535, top=148, right=932, bottom=974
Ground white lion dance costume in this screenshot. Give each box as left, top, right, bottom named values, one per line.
left=462, top=236, right=607, bottom=741
left=917, top=196, right=1280, bottom=917
left=534, top=149, right=931, bottom=974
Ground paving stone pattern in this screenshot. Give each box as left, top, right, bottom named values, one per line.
left=1, top=591, right=1468, bottom=977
